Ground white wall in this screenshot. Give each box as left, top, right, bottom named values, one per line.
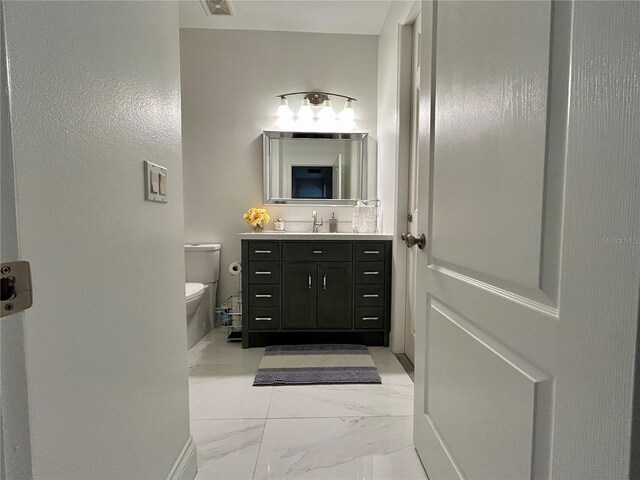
left=4, top=2, right=193, bottom=479
left=180, top=28, right=378, bottom=303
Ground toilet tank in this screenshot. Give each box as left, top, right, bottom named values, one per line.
left=185, top=243, right=221, bottom=284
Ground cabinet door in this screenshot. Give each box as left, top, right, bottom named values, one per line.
left=318, top=262, right=353, bottom=329
left=282, top=262, right=317, bottom=329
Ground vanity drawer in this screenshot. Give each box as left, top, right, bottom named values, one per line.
left=355, top=307, right=384, bottom=329
left=248, top=242, right=279, bottom=261
left=249, top=262, right=279, bottom=284
left=282, top=242, right=352, bottom=262
left=249, top=307, right=280, bottom=330
left=355, top=284, right=385, bottom=307
left=249, top=285, right=280, bottom=306
left=355, top=262, right=385, bottom=284
left=355, top=243, right=386, bottom=262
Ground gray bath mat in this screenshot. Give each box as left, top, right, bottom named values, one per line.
left=253, top=344, right=382, bottom=386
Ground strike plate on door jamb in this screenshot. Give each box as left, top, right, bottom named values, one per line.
left=1, top=261, right=33, bottom=318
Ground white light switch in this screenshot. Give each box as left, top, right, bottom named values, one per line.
left=144, top=161, right=167, bottom=203
left=150, top=171, right=159, bottom=194
left=158, top=173, right=167, bottom=195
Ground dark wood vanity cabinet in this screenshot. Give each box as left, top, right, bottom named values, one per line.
left=241, top=239, right=392, bottom=348
left=281, top=262, right=317, bottom=329
left=316, top=262, right=353, bottom=329
left=281, top=261, right=353, bottom=330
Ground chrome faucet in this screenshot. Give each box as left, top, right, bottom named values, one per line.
left=312, top=210, right=323, bottom=233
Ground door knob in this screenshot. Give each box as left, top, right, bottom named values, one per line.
left=401, top=232, right=407, bottom=241
left=404, top=233, right=426, bottom=250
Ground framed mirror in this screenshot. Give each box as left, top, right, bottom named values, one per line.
left=263, top=131, right=369, bottom=205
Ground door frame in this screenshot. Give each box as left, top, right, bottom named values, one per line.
left=1, top=2, right=33, bottom=477
left=390, top=0, right=422, bottom=354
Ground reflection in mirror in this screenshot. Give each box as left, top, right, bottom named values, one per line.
left=263, top=131, right=369, bottom=205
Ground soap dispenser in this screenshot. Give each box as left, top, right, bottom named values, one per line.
left=329, top=212, right=338, bottom=233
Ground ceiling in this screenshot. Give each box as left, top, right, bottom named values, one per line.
left=179, top=0, right=393, bottom=35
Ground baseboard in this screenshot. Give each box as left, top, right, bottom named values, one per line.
left=166, top=436, right=197, bottom=480
left=396, top=353, right=415, bottom=382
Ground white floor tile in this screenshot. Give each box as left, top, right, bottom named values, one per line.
left=267, top=382, right=414, bottom=419
left=253, top=416, right=427, bottom=480
left=187, top=334, right=422, bottom=479
left=192, top=419, right=265, bottom=480
left=188, top=329, right=264, bottom=367
left=189, top=364, right=273, bottom=419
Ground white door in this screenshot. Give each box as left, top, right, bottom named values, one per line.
left=413, top=1, right=640, bottom=479
left=403, top=11, right=422, bottom=366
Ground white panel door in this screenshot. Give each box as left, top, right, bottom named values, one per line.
left=413, top=1, right=640, bottom=479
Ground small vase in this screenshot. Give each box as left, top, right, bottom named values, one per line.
left=251, top=224, right=264, bottom=232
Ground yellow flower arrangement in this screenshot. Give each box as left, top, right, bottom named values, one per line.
left=244, top=207, right=270, bottom=232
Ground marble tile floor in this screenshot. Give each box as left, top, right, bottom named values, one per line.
left=189, top=328, right=427, bottom=480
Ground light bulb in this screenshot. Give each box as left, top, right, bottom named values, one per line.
left=318, top=99, right=335, bottom=122
left=298, top=98, right=313, bottom=121
left=340, top=99, right=355, bottom=122
left=276, top=97, right=293, bottom=119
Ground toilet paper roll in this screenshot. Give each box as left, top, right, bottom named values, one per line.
left=229, top=261, right=242, bottom=275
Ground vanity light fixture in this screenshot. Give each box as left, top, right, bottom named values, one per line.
left=275, top=91, right=357, bottom=124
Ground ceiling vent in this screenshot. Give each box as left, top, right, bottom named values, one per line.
left=200, top=0, right=233, bottom=16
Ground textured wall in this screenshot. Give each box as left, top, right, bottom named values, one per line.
left=180, top=28, right=379, bottom=303
left=4, top=2, right=192, bottom=478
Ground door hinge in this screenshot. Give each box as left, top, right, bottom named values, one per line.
left=1, top=261, right=33, bottom=318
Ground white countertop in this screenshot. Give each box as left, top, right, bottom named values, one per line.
left=238, top=231, right=393, bottom=241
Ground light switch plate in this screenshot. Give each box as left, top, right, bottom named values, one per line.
left=144, top=161, right=167, bottom=203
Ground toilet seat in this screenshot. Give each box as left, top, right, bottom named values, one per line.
left=185, top=282, right=205, bottom=302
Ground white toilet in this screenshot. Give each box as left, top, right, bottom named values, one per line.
left=184, top=243, right=221, bottom=349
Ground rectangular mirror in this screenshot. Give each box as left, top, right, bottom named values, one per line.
left=263, top=131, right=369, bottom=205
